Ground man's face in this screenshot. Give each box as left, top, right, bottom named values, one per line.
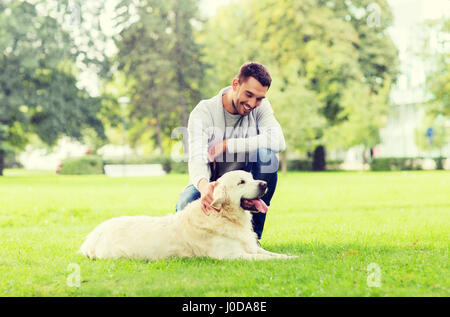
left=231, top=76, right=268, bottom=116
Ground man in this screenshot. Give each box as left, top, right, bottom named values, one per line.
left=175, top=62, right=285, bottom=240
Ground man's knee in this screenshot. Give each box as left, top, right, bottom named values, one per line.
left=176, top=195, right=197, bottom=212
left=250, top=148, right=279, bottom=174
left=175, top=186, right=200, bottom=212
left=175, top=198, right=187, bottom=212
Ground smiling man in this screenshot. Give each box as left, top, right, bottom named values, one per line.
left=175, top=62, right=286, bottom=240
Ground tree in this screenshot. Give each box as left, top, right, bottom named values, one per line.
left=112, top=0, right=204, bottom=154
left=323, top=78, right=392, bottom=160
left=317, top=0, right=399, bottom=94
left=0, top=1, right=105, bottom=175
left=199, top=0, right=398, bottom=162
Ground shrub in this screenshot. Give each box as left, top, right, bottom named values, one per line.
left=287, top=159, right=312, bottom=171
left=4, top=151, right=23, bottom=168
left=434, top=156, right=445, bottom=170
left=370, top=157, right=424, bottom=171
left=286, top=159, right=343, bottom=171
left=170, top=161, right=189, bottom=174
left=326, top=160, right=344, bottom=171
left=59, top=155, right=104, bottom=175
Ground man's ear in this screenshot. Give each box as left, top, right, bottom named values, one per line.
left=232, top=78, right=239, bottom=90
left=211, top=184, right=227, bottom=209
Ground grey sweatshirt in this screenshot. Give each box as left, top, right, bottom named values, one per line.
left=187, top=86, right=286, bottom=190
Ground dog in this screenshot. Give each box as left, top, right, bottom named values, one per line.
left=80, top=170, right=296, bottom=260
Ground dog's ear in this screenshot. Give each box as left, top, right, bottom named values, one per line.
left=211, top=184, right=227, bottom=209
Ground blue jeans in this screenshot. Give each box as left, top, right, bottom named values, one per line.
left=175, top=148, right=279, bottom=239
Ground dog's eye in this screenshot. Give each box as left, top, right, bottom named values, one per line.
left=238, top=180, right=245, bottom=185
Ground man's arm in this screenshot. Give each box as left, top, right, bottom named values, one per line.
left=226, top=100, right=286, bottom=154
left=187, top=106, right=211, bottom=191
left=187, top=105, right=220, bottom=215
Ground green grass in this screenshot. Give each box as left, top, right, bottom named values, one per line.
left=0, top=169, right=449, bottom=296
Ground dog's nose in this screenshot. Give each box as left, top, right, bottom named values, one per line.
left=259, top=181, right=267, bottom=191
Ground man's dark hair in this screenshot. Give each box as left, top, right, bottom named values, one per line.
left=237, top=62, right=272, bottom=88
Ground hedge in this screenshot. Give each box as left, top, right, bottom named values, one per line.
left=58, top=154, right=448, bottom=174
left=286, top=159, right=343, bottom=171
left=59, top=155, right=104, bottom=175
left=370, top=157, right=446, bottom=171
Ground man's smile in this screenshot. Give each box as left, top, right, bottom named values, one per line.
left=242, top=103, right=252, bottom=111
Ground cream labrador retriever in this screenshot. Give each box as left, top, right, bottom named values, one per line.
left=80, top=170, right=296, bottom=260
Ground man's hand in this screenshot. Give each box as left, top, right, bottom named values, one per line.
left=208, top=139, right=227, bottom=162
left=197, top=178, right=220, bottom=216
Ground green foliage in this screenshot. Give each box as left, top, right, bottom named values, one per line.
left=199, top=0, right=399, bottom=155
left=318, top=0, right=399, bottom=93
left=53, top=154, right=189, bottom=175
left=112, top=0, right=205, bottom=154
left=3, top=148, right=22, bottom=168
left=0, top=0, right=106, bottom=175
left=268, top=74, right=326, bottom=153
left=371, top=157, right=447, bottom=171
left=287, top=158, right=343, bottom=171
left=287, top=159, right=313, bottom=171
left=370, top=157, right=424, bottom=171
left=59, top=155, right=104, bottom=175
left=325, top=159, right=345, bottom=171
left=324, top=78, right=392, bottom=151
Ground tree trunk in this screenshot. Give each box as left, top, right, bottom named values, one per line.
left=312, top=145, right=326, bottom=171
left=181, top=93, right=188, bottom=128
left=175, top=54, right=188, bottom=128
left=280, top=151, right=287, bottom=175
left=0, top=149, right=4, bottom=176
left=362, top=146, right=368, bottom=170
left=173, top=6, right=188, bottom=128
left=153, top=117, right=164, bottom=155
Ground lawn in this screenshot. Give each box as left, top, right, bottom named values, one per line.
left=0, top=169, right=448, bottom=296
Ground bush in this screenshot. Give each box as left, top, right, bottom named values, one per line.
left=434, top=157, right=445, bottom=170
left=326, top=160, right=344, bottom=171
left=370, top=157, right=424, bottom=171
left=4, top=152, right=23, bottom=168
left=59, top=155, right=104, bottom=175
left=287, top=159, right=312, bottom=171
left=170, top=161, right=189, bottom=174
left=286, top=159, right=343, bottom=171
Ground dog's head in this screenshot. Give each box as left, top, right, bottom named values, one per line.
left=210, top=170, right=268, bottom=214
